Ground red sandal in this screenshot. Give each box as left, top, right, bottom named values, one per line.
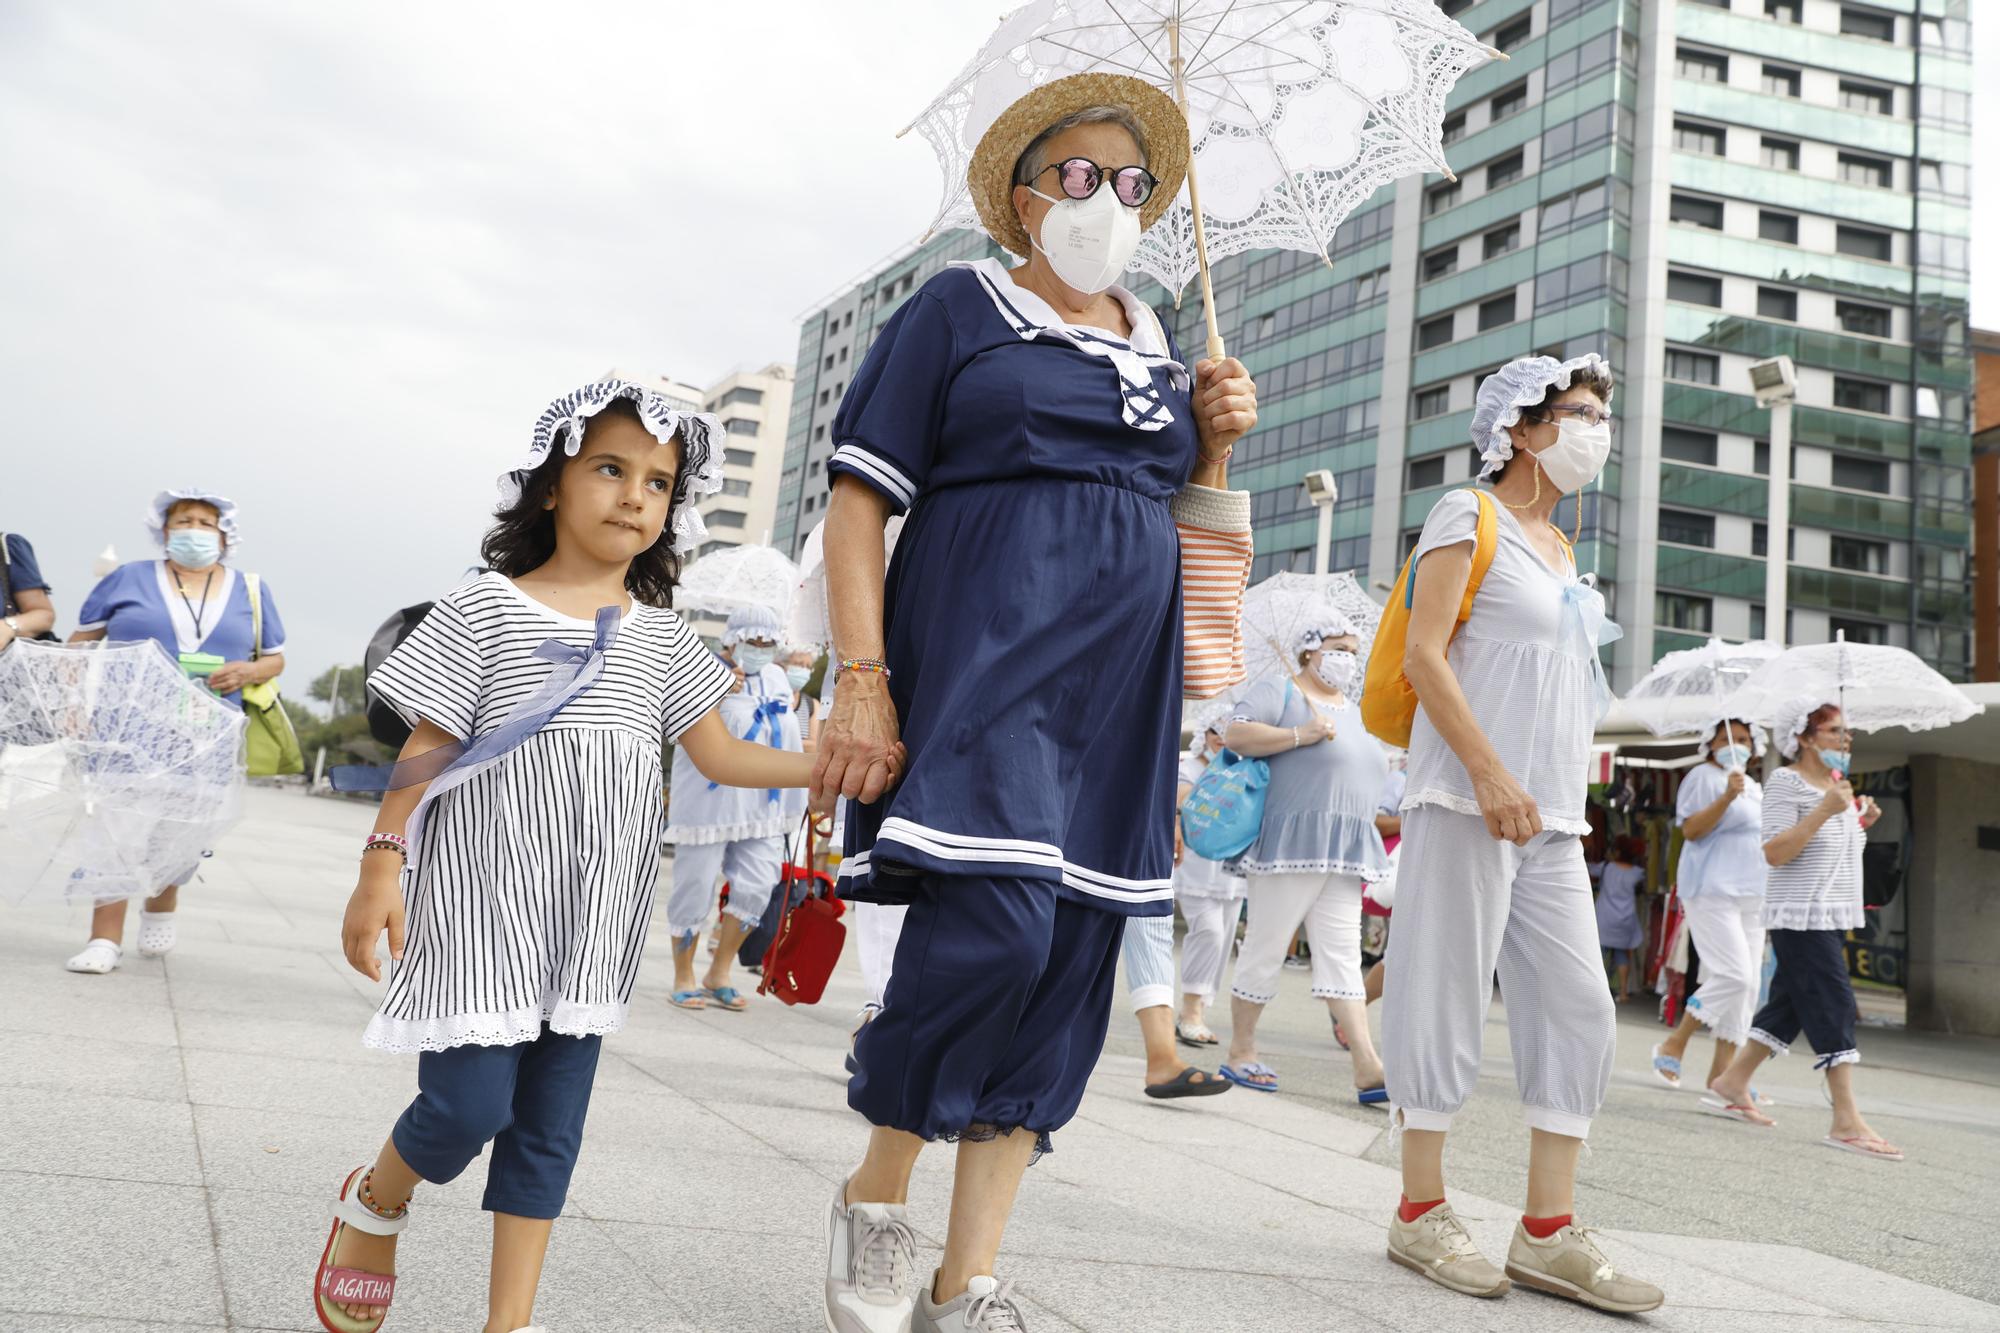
left=313, top=1166, right=408, bottom=1333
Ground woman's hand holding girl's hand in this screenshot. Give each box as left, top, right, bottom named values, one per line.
left=813, top=674, right=905, bottom=807
left=1194, top=358, right=1257, bottom=460
left=341, top=859, right=405, bottom=982
left=1472, top=766, right=1542, bottom=846
left=1818, top=780, right=1856, bottom=819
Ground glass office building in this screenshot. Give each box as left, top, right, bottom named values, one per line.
left=775, top=0, right=1974, bottom=683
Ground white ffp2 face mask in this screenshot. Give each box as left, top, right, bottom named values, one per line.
left=1531, top=415, right=1612, bottom=494
left=1029, top=184, right=1142, bottom=296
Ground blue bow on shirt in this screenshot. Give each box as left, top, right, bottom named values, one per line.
left=332, top=605, right=622, bottom=861
left=709, top=692, right=790, bottom=803
left=1560, top=577, right=1623, bottom=724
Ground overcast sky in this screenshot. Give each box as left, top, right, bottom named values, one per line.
left=3, top=1, right=1996, bottom=705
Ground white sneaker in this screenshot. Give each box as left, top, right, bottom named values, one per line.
left=912, top=1275, right=1026, bottom=1333
left=137, top=911, right=177, bottom=958
left=1386, top=1202, right=1509, bottom=1298
left=65, top=938, right=122, bottom=974
left=824, top=1178, right=917, bottom=1333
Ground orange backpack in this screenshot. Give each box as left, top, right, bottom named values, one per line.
left=1362, top=488, right=1502, bottom=748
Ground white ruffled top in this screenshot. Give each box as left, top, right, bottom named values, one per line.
left=1401, top=491, right=1600, bottom=837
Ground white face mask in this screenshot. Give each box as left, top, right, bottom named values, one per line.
left=1028, top=184, right=1142, bottom=296
left=1314, top=649, right=1358, bottom=694
left=1530, top=414, right=1612, bottom=494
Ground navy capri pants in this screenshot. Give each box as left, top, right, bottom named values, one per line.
left=849, top=874, right=1125, bottom=1157
left=391, top=1024, right=603, bottom=1218
left=1749, top=928, right=1860, bottom=1071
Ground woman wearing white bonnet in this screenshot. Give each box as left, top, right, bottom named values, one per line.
left=1650, top=716, right=1773, bottom=1095
left=1379, top=354, right=1665, bottom=1311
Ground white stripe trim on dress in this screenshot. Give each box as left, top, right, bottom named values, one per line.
left=829, top=444, right=916, bottom=507
left=840, top=818, right=1172, bottom=900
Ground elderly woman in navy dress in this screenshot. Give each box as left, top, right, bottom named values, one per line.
left=63, top=488, right=287, bottom=974
left=810, top=74, right=1256, bottom=1333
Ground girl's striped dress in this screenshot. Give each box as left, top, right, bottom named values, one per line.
left=362, top=572, right=733, bottom=1052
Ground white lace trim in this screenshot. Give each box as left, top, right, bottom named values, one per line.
left=1403, top=789, right=1591, bottom=837
left=664, top=815, right=791, bottom=846
left=1228, top=854, right=1387, bottom=881
left=1763, top=903, right=1865, bottom=932
left=362, top=997, right=628, bottom=1054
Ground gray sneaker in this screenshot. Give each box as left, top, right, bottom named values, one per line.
left=912, top=1274, right=1027, bottom=1332
left=1506, top=1220, right=1665, bottom=1314
left=824, top=1179, right=917, bottom=1333
left=1386, top=1202, right=1510, bottom=1298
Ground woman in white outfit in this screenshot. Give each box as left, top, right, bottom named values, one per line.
left=1650, top=719, right=1771, bottom=1094
left=1219, top=614, right=1390, bottom=1101
left=1173, top=723, right=1246, bottom=1047
left=1380, top=355, right=1663, bottom=1313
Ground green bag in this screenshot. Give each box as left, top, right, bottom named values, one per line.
left=240, top=572, right=303, bottom=777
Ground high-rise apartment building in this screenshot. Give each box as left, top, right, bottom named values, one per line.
left=776, top=0, right=1974, bottom=683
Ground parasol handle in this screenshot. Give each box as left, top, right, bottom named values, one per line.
left=1170, top=23, right=1225, bottom=364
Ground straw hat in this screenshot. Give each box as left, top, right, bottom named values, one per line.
left=968, top=72, right=1190, bottom=260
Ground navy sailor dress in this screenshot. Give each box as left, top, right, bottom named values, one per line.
left=828, top=257, right=1198, bottom=920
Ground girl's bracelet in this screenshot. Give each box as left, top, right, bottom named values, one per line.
left=362, top=832, right=408, bottom=860
left=838, top=657, right=891, bottom=680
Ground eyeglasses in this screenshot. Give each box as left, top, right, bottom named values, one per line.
left=1811, top=726, right=1854, bottom=742
left=1545, top=402, right=1614, bottom=427
left=1034, top=157, right=1158, bottom=208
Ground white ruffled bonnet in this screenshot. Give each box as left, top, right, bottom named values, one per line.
left=146, top=487, right=241, bottom=552
left=1473, top=353, right=1614, bottom=480
left=502, top=370, right=727, bottom=556
left=1696, top=716, right=1767, bottom=760
left=1294, top=610, right=1357, bottom=656
left=722, top=603, right=786, bottom=650
left=1772, top=696, right=1838, bottom=760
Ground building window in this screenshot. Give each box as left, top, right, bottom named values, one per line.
left=1838, top=6, right=1895, bottom=43
left=1920, top=159, right=1970, bottom=198
left=1836, top=301, right=1891, bottom=338
left=1492, top=16, right=1531, bottom=53
left=1919, top=87, right=1972, bottom=127
left=721, top=478, right=752, bottom=497
left=1833, top=378, right=1892, bottom=415
left=722, top=417, right=758, bottom=437
left=1656, top=593, right=1714, bottom=634
left=1423, top=246, right=1459, bottom=281
left=1407, top=455, right=1447, bottom=490
left=1439, top=0, right=1472, bottom=15
left=1670, top=194, right=1725, bottom=230
left=1659, top=509, right=1716, bottom=548
left=1413, top=385, right=1452, bottom=419
left=1662, top=427, right=1719, bottom=466
left=1666, top=350, right=1720, bottom=385
left=1761, top=64, right=1801, bottom=98
left=1751, top=523, right=1798, bottom=559
left=1765, top=0, right=1801, bottom=21
left=1674, top=120, right=1725, bottom=156
left=823, top=354, right=834, bottom=370
left=1478, top=292, right=1517, bottom=331
left=1490, top=82, right=1529, bottom=121
left=719, top=386, right=765, bottom=408
left=1483, top=223, right=1521, bottom=259
left=839, top=346, right=848, bottom=362
left=1759, top=136, right=1801, bottom=171
left=1829, top=617, right=1887, bottom=644
left=1836, top=225, right=1893, bottom=261
left=1759, top=210, right=1800, bottom=245
left=1839, top=80, right=1893, bottom=116
left=1757, top=286, right=1798, bottom=321
left=818, top=388, right=830, bottom=406
left=1485, top=151, right=1524, bottom=190
left=707, top=508, right=748, bottom=530
left=1832, top=455, right=1892, bottom=491
left=1417, top=315, right=1454, bottom=350
left=1426, top=181, right=1460, bottom=215
left=1676, top=48, right=1727, bottom=83
left=1838, top=153, right=1893, bottom=189
left=1668, top=271, right=1723, bottom=307
left=812, top=424, right=825, bottom=441
left=725, top=447, right=756, bottom=467
left=1441, top=111, right=1466, bottom=146
left=1830, top=537, right=1888, bottom=574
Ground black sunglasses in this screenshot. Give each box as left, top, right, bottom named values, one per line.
left=1033, top=156, right=1158, bottom=208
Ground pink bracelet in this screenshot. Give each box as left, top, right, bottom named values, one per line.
left=363, top=832, right=408, bottom=859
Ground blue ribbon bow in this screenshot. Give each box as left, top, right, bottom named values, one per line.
left=1560, top=577, right=1623, bottom=724
left=708, top=691, right=790, bottom=803
left=332, top=605, right=623, bottom=862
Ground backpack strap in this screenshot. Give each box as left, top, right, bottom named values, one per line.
left=1402, top=488, right=1500, bottom=625
left=246, top=571, right=264, bottom=660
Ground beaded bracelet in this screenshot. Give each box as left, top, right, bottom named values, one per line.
left=362, top=832, right=408, bottom=860
left=838, top=657, right=892, bottom=679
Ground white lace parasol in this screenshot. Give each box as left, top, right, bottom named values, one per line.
left=0, top=640, right=246, bottom=904
left=1622, top=638, right=1783, bottom=741
left=1721, top=638, right=1981, bottom=751
left=905, top=0, right=1493, bottom=349
left=1239, top=569, right=1383, bottom=688
left=789, top=517, right=907, bottom=651
left=673, top=544, right=801, bottom=623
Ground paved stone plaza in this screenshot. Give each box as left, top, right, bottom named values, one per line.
left=5, top=787, right=1998, bottom=1331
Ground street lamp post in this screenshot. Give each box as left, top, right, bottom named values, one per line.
left=1303, top=469, right=1338, bottom=575
left=1749, top=356, right=1798, bottom=644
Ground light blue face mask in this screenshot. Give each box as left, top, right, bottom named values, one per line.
left=165, top=530, right=222, bottom=568
left=734, top=645, right=777, bottom=675
left=785, top=665, right=813, bottom=691
left=1816, top=748, right=1851, bottom=775
left=1714, top=744, right=1752, bottom=771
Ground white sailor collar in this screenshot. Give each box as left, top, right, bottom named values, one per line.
left=952, top=258, right=1188, bottom=431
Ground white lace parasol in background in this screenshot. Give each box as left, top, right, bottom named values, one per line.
left=674, top=544, right=801, bottom=624
left=1721, top=637, right=1981, bottom=752
left=1239, top=569, right=1383, bottom=688
left=1622, top=638, right=1783, bottom=742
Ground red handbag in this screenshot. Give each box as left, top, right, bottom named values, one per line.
left=757, top=821, right=847, bottom=1006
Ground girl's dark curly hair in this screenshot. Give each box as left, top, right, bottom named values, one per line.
left=479, top=399, right=699, bottom=607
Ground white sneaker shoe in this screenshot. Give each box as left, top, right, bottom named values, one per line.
left=912, top=1275, right=1027, bottom=1333
left=1386, top=1201, right=1510, bottom=1298
left=137, top=911, right=177, bottom=958
left=824, top=1178, right=917, bottom=1333
left=65, top=938, right=122, bottom=974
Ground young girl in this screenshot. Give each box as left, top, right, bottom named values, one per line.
left=1595, top=837, right=1648, bottom=1002
left=315, top=372, right=837, bottom=1333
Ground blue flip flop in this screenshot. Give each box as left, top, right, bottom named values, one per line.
left=1356, top=1086, right=1390, bottom=1106
left=703, top=986, right=748, bottom=1013
left=1219, top=1061, right=1279, bottom=1093
left=668, top=989, right=707, bottom=1010
left=1650, top=1043, right=1683, bottom=1088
